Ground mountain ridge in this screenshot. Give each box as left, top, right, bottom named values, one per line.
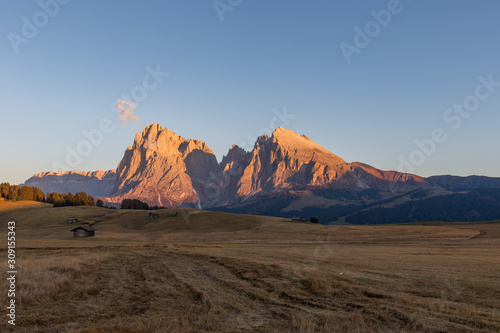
left=23, top=123, right=500, bottom=223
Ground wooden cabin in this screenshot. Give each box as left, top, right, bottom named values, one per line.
left=169, top=211, right=178, bottom=217
left=149, top=212, right=159, bottom=218
left=71, top=225, right=95, bottom=238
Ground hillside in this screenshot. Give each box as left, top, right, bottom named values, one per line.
left=0, top=201, right=480, bottom=243
left=0, top=203, right=278, bottom=242
left=1, top=200, right=500, bottom=332
left=344, top=188, right=500, bottom=224
left=0, top=200, right=52, bottom=213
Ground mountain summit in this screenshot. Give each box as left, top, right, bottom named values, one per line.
left=111, top=123, right=219, bottom=208
left=24, top=123, right=500, bottom=223
left=219, top=126, right=426, bottom=202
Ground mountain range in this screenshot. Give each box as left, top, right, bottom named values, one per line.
left=24, top=123, right=500, bottom=224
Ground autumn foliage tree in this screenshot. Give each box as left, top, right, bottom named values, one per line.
left=0, top=183, right=95, bottom=207
left=1, top=183, right=45, bottom=202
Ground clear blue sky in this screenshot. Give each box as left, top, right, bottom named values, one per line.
left=1, top=0, right=499, bottom=184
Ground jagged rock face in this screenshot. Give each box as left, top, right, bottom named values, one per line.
left=218, top=128, right=427, bottom=202
left=233, top=128, right=351, bottom=197
left=111, top=124, right=219, bottom=208
left=23, top=124, right=500, bottom=222
left=23, top=170, right=117, bottom=197
left=24, top=124, right=430, bottom=208
left=215, top=145, right=252, bottom=206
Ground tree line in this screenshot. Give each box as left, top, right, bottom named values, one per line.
left=120, top=198, right=149, bottom=210
left=1, top=183, right=95, bottom=207
left=119, top=198, right=167, bottom=210
left=2, top=183, right=163, bottom=210
left=1, top=183, right=45, bottom=202
left=0, top=183, right=158, bottom=210
left=46, top=191, right=95, bottom=207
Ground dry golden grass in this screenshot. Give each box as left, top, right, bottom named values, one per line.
left=1, top=201, right=499, bottom=332
left=0, top=250, right=112, bottom=305
left=0, top=200, right=51, bottom=213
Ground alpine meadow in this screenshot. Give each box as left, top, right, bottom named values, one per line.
left=2, top=1, right=500, bottom=332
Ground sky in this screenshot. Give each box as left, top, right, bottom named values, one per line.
left=1, top=0, right=499, bottom=185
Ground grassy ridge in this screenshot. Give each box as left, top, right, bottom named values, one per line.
left=0, top=203, right=284, bottom=240
left=0, top=202, right=478, bottom=243
left=0, top=200, right=52, bottom=213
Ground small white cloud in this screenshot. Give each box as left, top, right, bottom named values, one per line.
left=116, top=99, right=139, bottom=125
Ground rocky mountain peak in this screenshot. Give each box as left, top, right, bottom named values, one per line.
left=111, top=123, right=219, bottom=208
left=24, top=124, right=437, bottom=212
left=268, top=127, right=346, bottom=167
left=222, top=145, right=247, bottom=163
left=131, top=123, right=215, bottom=158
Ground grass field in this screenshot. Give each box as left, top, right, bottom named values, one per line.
left=1, top=201, right=499, bottom=332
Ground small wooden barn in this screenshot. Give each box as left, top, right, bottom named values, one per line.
left=68, top=218, right=78, bottom=223
left=71, top=225, right=95, bottom=238
left=149, top=212, right=159, bottom=218
left=169, top=211, right=178, bottom=217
